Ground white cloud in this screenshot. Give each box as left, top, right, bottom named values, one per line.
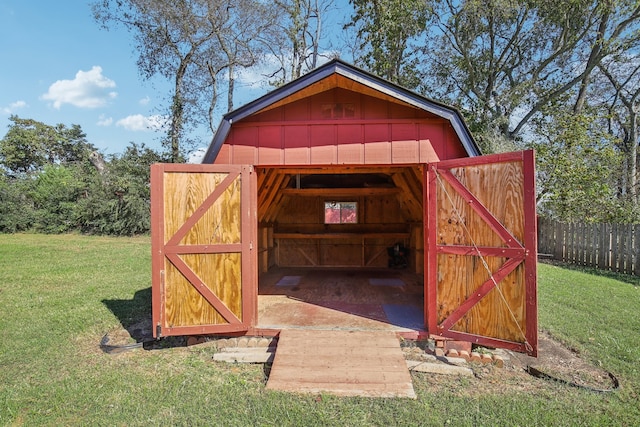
left=235, top=51, right=336, bottom=88
left=96, top=114, right=113, bottom=127
left=139, top=96, right=150, bottom=105
left=2, top=100, right=27, bottom=115
left=116, top=114, right=167, bottom=131
left=41, top=66, right=117, bottom=109
left=187, top=147, right=207, bottom=164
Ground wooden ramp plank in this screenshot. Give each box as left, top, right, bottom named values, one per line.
left=266, top=330, right=416, bottom=398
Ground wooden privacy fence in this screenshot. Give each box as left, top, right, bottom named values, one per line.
left=538, top=218, right=640, bottom=276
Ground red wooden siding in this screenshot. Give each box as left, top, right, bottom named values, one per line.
left=214, top=88, right=464, bottom=166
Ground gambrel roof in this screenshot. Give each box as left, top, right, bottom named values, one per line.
left=203, top=59, right=480, bottom=164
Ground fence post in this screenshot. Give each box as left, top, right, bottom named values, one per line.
left=635, top=224, right=640, bottom=276
left=553, top=221, right=563, bottom=260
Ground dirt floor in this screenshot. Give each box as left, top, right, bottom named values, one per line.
left=257, top=268, right=425, bottom=332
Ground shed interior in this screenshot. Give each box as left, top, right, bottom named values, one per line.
left=255, top=165, right=426, bottom=332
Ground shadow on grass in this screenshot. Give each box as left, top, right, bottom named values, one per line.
left=102, top=288, right=187, bottom=350
left=103, top=287, right=152, bottom=329
left=540, top=259, right=640, bottom=287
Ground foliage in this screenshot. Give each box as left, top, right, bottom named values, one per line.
left=530, top=108, right=629, bottom=222
left=0, top=116, right=167, bottom=235
left=0, top=174, right=34, bottom=233
left=75, top=144, right=166, bottom=235
left=30, top=164, right=85, bottom=233
left=0, top=115, right=95, bottom=174
left=92, top=0, right=275, bottom=161
left=417, top=0, right=640, bottom=140
left=346, top=0, right=429, bottom=87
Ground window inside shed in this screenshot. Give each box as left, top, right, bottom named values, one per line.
left=324, top=201, right=357, bottom=224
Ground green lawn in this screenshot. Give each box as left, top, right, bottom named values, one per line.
left=0, top=234, right=639, bottom=426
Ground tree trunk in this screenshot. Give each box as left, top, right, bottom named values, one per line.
left=227, top=63, right=235, bottom=113
left=630, top=110, right=638, bottom=203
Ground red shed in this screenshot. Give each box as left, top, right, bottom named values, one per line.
left=151, top=60, right=538, bottom=356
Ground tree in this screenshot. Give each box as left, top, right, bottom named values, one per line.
left=0, top=115, right=168, bottom=235
left=0, top=173, right=34, bottom=233
left=596, top=55, right=640, bottom=205
left=572, top=1, right=640, bottom=115
left=199, top=0, right=275, bottom=130
left=417, top=0, right=640, bottom=150
left=30, top=164, right=85, bottom=233
left=76, top=143, right=167, bottom=236
left=0, top=116, right=95, bottom=174
left=529, top=108, right=626, bottom=222
left=265, top=0, right=336, bottom=85
left=345, top=0, right=430, bottom=87
left=93, top=0, right=273, bottom=161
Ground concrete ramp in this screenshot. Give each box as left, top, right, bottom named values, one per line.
left=266, top=329, right=416, bottom=398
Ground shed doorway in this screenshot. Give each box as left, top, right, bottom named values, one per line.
left=254, top=165, right=426, bottom=334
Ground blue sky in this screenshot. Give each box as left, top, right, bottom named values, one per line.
left=0, top=1, right=352, bottom=158
left=0, top=1, right=277, bottom=157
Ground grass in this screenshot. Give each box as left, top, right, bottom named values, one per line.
left=0, top=234, right=639, bottom=426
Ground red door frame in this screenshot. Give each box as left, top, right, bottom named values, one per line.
left=424, top=150, right=538, bottom=356
left=150, top=164, right=257, bottom=337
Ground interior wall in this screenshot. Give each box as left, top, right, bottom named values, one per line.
left=275, top=194, right=409, bottom=268
left=256, top=167, right=424, bottom=272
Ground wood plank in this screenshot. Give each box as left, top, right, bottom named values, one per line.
left=635, top=225, right=640, bottom=276
left=612, top=224, right=619, bottom=272
left=625, top=224, right=633, bottom=275
left=554, top=221, right=564, bottom=260
left=257, top=169, right=281, bottom=212
left=281, top=187, right=400, bottom=196
left=276, top=167, right=405, bottom=175
left=273, top=232, right=410, bottom=239
left=600, top=223, right=610, bottom=269
left=266, top=330, right=416, bottom=398
left=390, top=171, right=422, bottom=220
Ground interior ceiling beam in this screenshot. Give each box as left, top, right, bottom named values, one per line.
left=270, top=167, right=413, bottom=175
left=281, top=187, right=400, bottom=196
left=259, top=171, right=287, bottom=217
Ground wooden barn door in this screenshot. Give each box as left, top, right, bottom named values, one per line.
left=151, top=164, right=257, bottom=337
left=426, top=150, right=537, bottom=356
